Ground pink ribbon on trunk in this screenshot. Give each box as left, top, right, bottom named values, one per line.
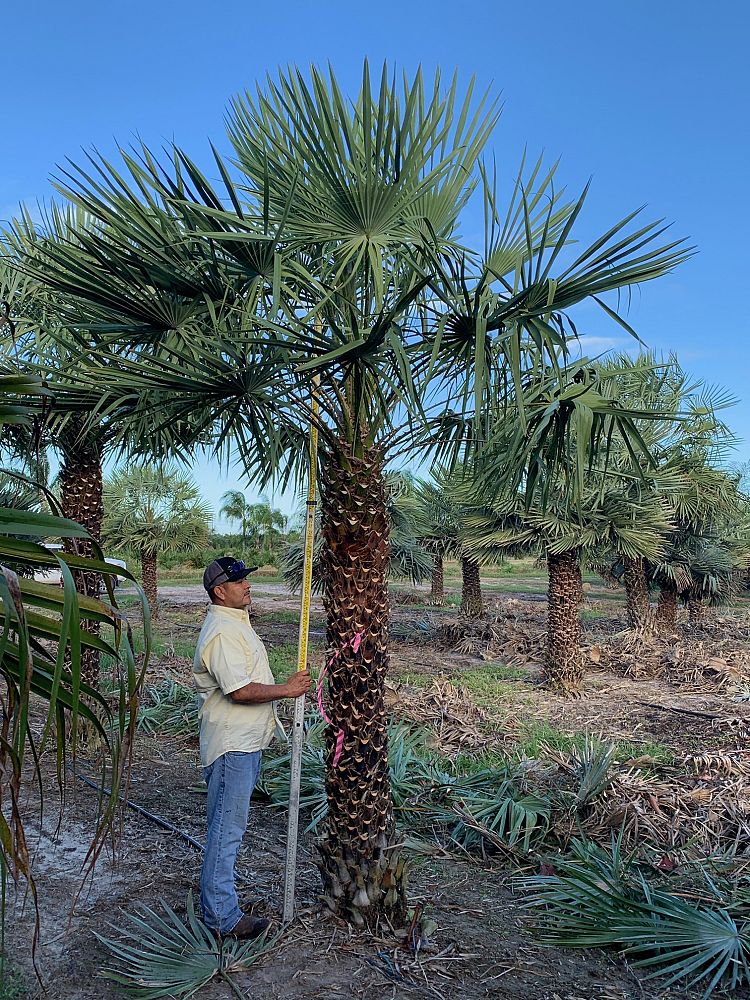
left=316, top=630, right=364, bottom=767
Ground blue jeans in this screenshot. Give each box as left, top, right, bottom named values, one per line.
left=200, top=750, right=262, bottom=933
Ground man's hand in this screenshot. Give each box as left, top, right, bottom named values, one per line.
left=283, top=670, right=311, bottom=698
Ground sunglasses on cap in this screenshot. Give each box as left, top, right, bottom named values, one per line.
left=204, top=559, right=254, bottom=591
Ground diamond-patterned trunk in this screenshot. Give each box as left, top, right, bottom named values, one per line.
left=545, top=549, right=584, bottom=692
left=59, top=417, right=104, bottom=688
left=656, top=580, right=678, bottom=632
left=141, top=549, right=159, bottom=622
left=317, top=444, right=406, bottom=929
left=460, top=556, right=483, bottom=617
left=430, top=554, right=444, bottom=606
left=623, top=556, right=655, bottom=633
left=687, top=592, right=709, bottom=625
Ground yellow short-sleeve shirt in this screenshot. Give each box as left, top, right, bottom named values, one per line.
left=193, top=604, right=280, bottom=767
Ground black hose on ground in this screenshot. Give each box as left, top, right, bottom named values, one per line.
left=70, top=768, right=260, bottom=888
left=71, top=768, right=206, bottom=853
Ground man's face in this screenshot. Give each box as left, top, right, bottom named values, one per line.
left=213, top=576, right=252, bottom=610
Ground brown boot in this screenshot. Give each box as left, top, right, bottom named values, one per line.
left=225, top=914, right=270, bottom=940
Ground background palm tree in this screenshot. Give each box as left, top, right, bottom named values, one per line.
left=461, top=363, right=675, bottom=691
left=465, top=480, right=670, bottom=691
left=245, top=498, right=287, bottom=551
left=1, top=232, right=136, bottom=686
left=219, top=489, right=253, bottom=554
left=0, top=372, right=149, bottom=953
left=6, top=63, right=690, bottom=925
left=651, top=466, right=750, bottom=629
left=103, top=465, right=211, bottom=620
left=593, top=354, right=738, bottom=632
left=416, top=470, right=514, bottom=618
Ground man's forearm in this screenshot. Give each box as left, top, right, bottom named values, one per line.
left=229, top=682, right=291, bottom=704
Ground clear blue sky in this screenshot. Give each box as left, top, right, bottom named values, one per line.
left=3, top=0, right=748, bottom=528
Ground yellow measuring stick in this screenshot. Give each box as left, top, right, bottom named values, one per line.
left=283, top=376, right=319, bottom=923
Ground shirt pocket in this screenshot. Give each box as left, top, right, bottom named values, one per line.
left=240, top=634, right=260, bottom=680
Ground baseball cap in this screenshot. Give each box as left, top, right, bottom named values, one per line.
left=203, top=557, right=259, bottom=592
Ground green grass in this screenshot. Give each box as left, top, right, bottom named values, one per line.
left=514, top=720, right=674, bottom=765
left=516, top=720, right=585, bottom=757
left=482, top=580, right=548, bottom=595
left=122, top=628, right=196, bottom=661
left=156, top=569, right=202, bottom=585
left=581, top=607, right=607, bottom=620
left=259, top=609, right=326, bottom=630
left=613, top=739, right=675, bottom=766
left=442, top=557, right=539, bottom=581
left=267, top=641, right=323, bottom=681
left=106, top=591, right=142, bottom=610
left=261, top=609, right=301, bottom=625
left=392, top=671, right=433, bottom=689
left=0, top=967, right=28, bottom=999
left=458, top=663, right=533, bottom=711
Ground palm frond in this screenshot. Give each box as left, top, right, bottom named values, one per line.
left=95, top=893, right=277, bottom=999
left=521, top=837, right=750, bottom=997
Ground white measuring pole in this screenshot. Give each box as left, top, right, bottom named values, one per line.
left=283, top=378, right=319, bottom=924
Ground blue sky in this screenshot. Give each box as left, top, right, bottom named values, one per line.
left=3, top=0, right=748, bottom=528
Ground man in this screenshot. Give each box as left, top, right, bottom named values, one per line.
left=193, top=556, right=310, bottom=939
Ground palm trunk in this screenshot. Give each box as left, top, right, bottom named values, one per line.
left=656, top=580, right=678, bottom=632
left=59, top=417, right=104, bottom=688
left=687, top=592, right=708, bottom=626
left=546, top=549, right=584, bottom=692
left=623, top=556, right=655, bottom=632
left=460, top=556, right=483, bottom=617
left=141, top=548, right=159, bottom=621
left=430, top=554, right=444, bottom=606
left=317, top=443, right=406, bottom=930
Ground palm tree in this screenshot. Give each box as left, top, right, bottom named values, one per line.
left=103, top=466, right=211, bottom=620
left=245, top=498, right=287, bottom=552
left=219, top=489, right=252, bottom=553
left=1, top=228, right=127, bottom=686
left=461, top=364, right=675, bottom=692
left=0, top=372, right=149, bottom=955
left=414, top=474, right=486, bottom=615
left=221, top=492, right=288, bottom=558
left=465, top=480, right=670, bottom=691
left=594, top=354, right=737, bottom=632
left=651, top=466, right=750, bottom=629
left=7, top=64, right=690, bottom=925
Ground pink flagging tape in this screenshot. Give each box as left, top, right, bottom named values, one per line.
left=316, top=629, right=365, bottom=767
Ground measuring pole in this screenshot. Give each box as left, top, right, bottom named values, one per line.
left=283, top=377, right=319, bottom=924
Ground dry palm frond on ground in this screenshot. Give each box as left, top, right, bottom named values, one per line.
left=595, top=618, right=750, bottom=690
left=391, top=601, right=546, bottom=663
left=385, top=678, right=502, bottom=756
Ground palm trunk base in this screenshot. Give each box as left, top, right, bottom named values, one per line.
left=141, top=550, right=159, bottom=621
left=430, top=555, right=444, bottom=606
left=623, top=556, right=656, bottom=634
left=317, top=835, right=407, bottom=930
left=546, top=550, right=584, bottom=693
left=656, top=581, right=678, bottom=633
left=460, top=556, right=483, bottom=617
left=687, top=595, right=709, bottom=626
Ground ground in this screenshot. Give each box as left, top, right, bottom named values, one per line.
left=6, top=566, right=750, bottom=999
